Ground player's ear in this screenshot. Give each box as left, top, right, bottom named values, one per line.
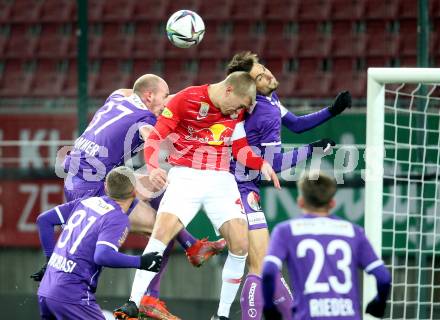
left=297, top=196, right=305, bottom=208
left=328, top=198, right=336, bottom=209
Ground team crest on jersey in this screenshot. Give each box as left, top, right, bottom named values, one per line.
left=247, top=191, right=261, bottom=211
left=162, top=107, right=173, bottom=118
left=197, top=102, right=210, bottom=120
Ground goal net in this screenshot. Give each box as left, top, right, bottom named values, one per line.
left=365, top=68, right=440, bottom=320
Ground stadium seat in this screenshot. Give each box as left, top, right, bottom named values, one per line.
left=400, top=56, right=417, bottom=67
left=298, top=0, right=331, bottom=21
left=0, top=25, right=10, bottom=57
left=133, top=0, right=169, bottom=21
left=31, top=60, right=64, bottom=97
left=88, top=0, right=105, bottom=22
left=365, top=21, right=399, bottom=57
left=9, top=0, right=42, bottom=22
left=364, top=0, right=399, bottom=20
left=331, top=0, right=364, bottom=21
left=230, top=22, right=266, bottom=55
left=275, top=73, right=298, bottom=98
left=331, top=72, right=366, bottom=98
left=132, top=59, right=156, bottom=80
left=0, top=60, right=34, bottom=97
left=399, top=0, right=417, bottom=19
left=167, top=0, right=201, bottom=15
left=102, top=0, right=135, bottom=21
left=231, top=0, right=265, bottom=20
left=198, top=0, right=232, bottom=20
left=398, top=20, right=418, bottom=57
left=331, top=24, right=367, bottom=58
left=295, top=72, right=332, bottom=98
left=196, top=59, right=225, bottom=84
left=297, top=23, right=331, bottom=58
left=264, top=0, right=299, bottom=21
left=163, top=59, right=197, bottom=92
left=196, top=21, right=232, bottom=59
left=263, top=22, right=299, bottom=58
left=99, top=23, right=134, bottom=58
left=5, top=24, right=39, bottom=58
left=132, top=22, right=166, bottom=59
left=36, top=24, right=72, bottom=58
left=93, top=59, right=131, bottom=97
left=0, top=1, right=12, bottom=21
left=39, top=0, right=75, bottom=22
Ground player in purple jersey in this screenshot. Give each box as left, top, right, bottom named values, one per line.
left=262, top=171, right=391, bottom=320
left=209, top=52, right=350, bottom=320
left=36, top=166, right=163, bottom=320
left=35, top=74, right=225, bottom=319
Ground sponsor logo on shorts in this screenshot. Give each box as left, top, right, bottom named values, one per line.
left=247, top=211, right=267, bottom=226
left=248, top=308, right=257, bottom=318
left=247, top=191, right=261, bottom=211
left=248, top=282, right=257, bottom=307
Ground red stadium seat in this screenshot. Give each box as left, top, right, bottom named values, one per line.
left=88, top=0, right=105, bottom=22
left=132, top=22, right=166, bottom=59
left=0, top=25, right=10, bottom=57
left=0, top=60, right=34, bottom=97
left=35, top=24, right=72, bottom=58
left=297, top=23, right=331, bottom=58
left=231, top=0, right=265, bottom=20
left=331, top=72, right=366, bottom=99
left=399, top=20, right=417, bottom=57
left=93, top=60, right=132, bottom=97
left=132, top=59, right=156, bottom=81
left=196, top=21, right=232, bottom=59
left=399, top=0, right=417, bottom=19
left=167, top=0, right=201, bottom=15
left=0, top=1, right=13, bottom=21
left=99, top=24, right=134, bottom=58
left=31, top=60, right=65, bottom=97
left=196, top=59, right=225, bottom=84
left=264, top=22, right=299, bottom=58
left=198, top=0, right=232, bottom=20
left=102, top=0, right=135, bottom=21
left=264, top=0, right=299, bottom=21
left=230, top=22, right=265, bottom=55
left=400, top=57, right=417, bottom=67
left=331, top=22, right=367, bottom=58
left=298, top=0, right=332, bottom=21
left=295, top=72, right=332, bottom=98
left=364, top=0, right=399, bottom=20
left=163, top=59, right=197, bottom=92
left=5, top=24, right=39, bottom=58
left=275, top=73, right=298, bottom=98
left=133, top=0, right=169, bottom=21
left=9, top=0, right=42, bottom=22
left=331, top=0, right=364, bottom=21
left=40, top=0, right=75, bottom=22
left=365, top=21, right=399, bottom=58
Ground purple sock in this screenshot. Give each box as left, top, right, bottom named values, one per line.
left=176, top=229, right=197, bottom=250
left=145, top=239, right=175, bottom=298
left=240, top=274, right=264, bottom=320
left=273, top=274, right=294, bottom=319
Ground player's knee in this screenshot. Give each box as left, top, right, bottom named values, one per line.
left=228, top=237, right=249, bottom=256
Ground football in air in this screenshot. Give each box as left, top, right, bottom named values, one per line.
left=166, top=10, right=205, bottom=48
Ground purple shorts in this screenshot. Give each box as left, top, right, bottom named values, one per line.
left=239, top=184, right=267, bottom=230
left=38, top=296, right=105, bottom=320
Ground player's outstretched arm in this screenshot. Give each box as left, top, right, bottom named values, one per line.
left=94, top=245, right=162, bottom=272
left=31, top=201, right=77, bottom=281
left=365, top=265, right=392, bottom=318
left=280, top=91, right=351, bottom=134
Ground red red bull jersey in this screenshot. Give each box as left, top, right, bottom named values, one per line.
left=159, top=85, right=244, bottom=171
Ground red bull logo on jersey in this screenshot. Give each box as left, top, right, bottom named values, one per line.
left=185, top=124, right=233, bottom=146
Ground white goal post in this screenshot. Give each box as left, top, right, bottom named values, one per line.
left=365, top=68, right=440, bottom=319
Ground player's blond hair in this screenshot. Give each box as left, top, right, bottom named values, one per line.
left=298, top=171, right=337, bottom=209
left=226, top=51, right=259, bottom=75
left=133, top=74, right=166, bottom=96
left=105, top=166, right=136, bottom=200
left=224, top=71, right=256, bottom=103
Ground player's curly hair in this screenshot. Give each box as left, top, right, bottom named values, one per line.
left=226, top=51, right=259, bottom=75
left=298, top=171, right=337, bottom=209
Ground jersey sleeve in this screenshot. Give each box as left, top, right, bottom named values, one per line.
left=264, top=223, right=289, bottom=270
left=356, top=227, right=384, bottom=273
left=96, top=212, right=130, bottom=252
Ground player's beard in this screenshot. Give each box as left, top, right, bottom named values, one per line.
left=260, top=79, right=279, bottom=96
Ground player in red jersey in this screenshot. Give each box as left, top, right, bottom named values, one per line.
left=129, top=72, right=280, bottom=319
